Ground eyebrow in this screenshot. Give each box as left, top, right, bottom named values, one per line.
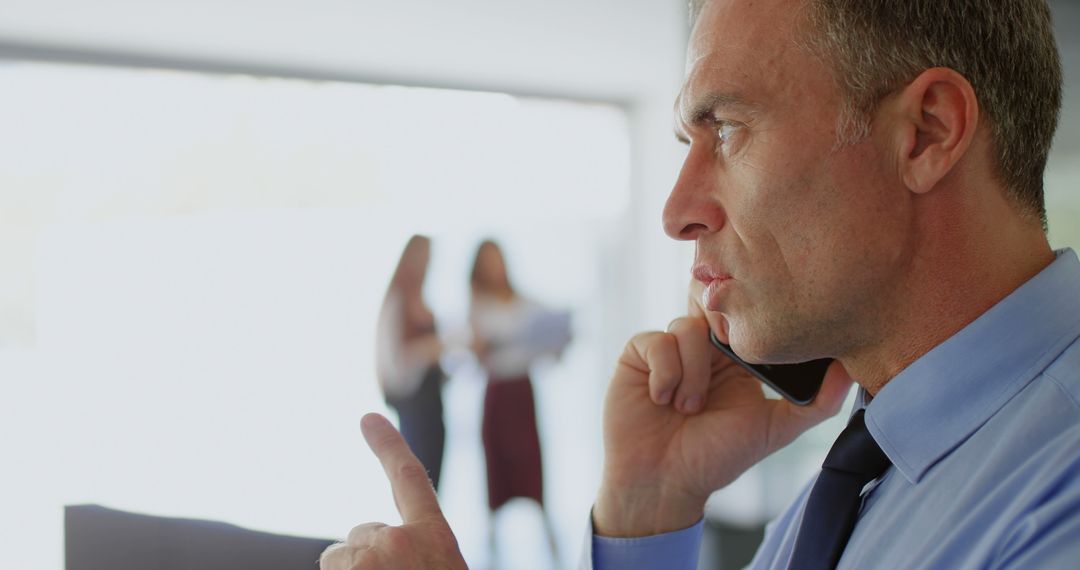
left=674, top=91, right=753, bottom=144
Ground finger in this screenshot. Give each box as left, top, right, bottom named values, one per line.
left=320, top=543, right=362, bottom=570
left=346, top=522, right=389, bottom=548
left=629, top=332, right=682, bottom=406
left=667, top=317, right=712, bottom=414
left=687, top=279, right=707, bottom=317
left=361, top=413, right=445, bottom=524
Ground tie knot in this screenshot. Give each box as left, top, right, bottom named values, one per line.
left=821, top=409, right=891, bottom=482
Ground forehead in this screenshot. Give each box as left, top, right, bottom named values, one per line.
left=678, top=0, right=812, bottom=118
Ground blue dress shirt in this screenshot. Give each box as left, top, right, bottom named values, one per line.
left=589, top=249, right=1080, bottom=569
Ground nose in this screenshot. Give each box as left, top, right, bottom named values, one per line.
left=662, top=149, right=726, bottom=241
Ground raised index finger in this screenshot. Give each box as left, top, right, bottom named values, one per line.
left=361, top=413, right=444, bottom=524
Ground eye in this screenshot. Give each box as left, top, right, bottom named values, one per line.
left=717, top=122, right=738, bottom=145
left=712, top=121, right=741, bottom=155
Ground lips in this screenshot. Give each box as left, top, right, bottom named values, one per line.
left=701, top=277, right=733, bottom=310
left=692, top=264, right=732, bottom=285
left=692, top=264, right=733, bottom=311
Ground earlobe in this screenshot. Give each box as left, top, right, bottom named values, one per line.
left=895, top=68, right=979, bottom=195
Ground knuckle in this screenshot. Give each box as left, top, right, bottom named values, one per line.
left=371, top=428, right=400, bottom=450
left=432, top=522, right=459, bottom=547
left=655, top=330, right=676, bottom=346
left=396, top=460, right=430, bottom=485
left=419, top=522, right=462, bottom=561
left=346, top=522, right=386, bottom=546
left=666, top=317, right=686, bottom=332
left=634, top=331, right=675, bottom=358
left=349, top=549, right=377, bottom=569
left=626, top=331, right=657, bottom=350
left=319, top=543, right=352, bottom=569
left=670, top=317, right=707, bottom=346
left=379, top=525, right=412, bottom=552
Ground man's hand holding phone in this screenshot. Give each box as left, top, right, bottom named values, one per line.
left=592, top=280, right=853, bottom=538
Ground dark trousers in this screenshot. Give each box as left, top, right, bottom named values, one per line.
left=387, top=366, right=446, bottom=491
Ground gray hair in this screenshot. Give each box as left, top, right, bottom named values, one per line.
left=688, top=0, right=1063, bottom=226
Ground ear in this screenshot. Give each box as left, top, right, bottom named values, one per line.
left=892, top=67, right=979, bottom=194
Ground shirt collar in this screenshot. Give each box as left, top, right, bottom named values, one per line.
left=863, top=248, right=1080, bottom=484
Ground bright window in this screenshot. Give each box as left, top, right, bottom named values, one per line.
left=0, top=61, right=630, bottom=569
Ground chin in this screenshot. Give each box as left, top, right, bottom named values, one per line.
left=725, top=325, right=770, bottom=364
left=728, top=323, right=813, bottom=365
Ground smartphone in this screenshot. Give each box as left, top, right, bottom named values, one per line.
left=708, top=329, right=831, bottom=406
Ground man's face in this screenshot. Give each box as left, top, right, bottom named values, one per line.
left=666, top=0, right=912, bottom=364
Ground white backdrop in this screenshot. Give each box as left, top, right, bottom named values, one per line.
left=0, top=62, right=630, bottom=569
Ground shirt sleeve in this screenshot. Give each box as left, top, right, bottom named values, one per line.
left=586, top=516, right=705, bottom=570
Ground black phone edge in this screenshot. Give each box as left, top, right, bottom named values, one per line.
left=708, top=329, right=818, bottom=406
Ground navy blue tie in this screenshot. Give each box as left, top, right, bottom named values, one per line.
left=788, top=409, right=891, bottom=570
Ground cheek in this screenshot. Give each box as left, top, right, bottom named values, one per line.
left=803, top=157, right=909, bottom=296
left=732, top=134, right=832, bottom=227
left=725, top=122, right=895, bottom=283
left=735, top=164, right=879, bottom=310
left=734, top=172, right=829, bottom=270
left=829, top=151, right=907, bottom=249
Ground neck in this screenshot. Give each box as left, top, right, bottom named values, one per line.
left=840, top=185, right=1054, bottom=395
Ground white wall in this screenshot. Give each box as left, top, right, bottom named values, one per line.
left=0, top=2, right=695, bottom=567
left=0, top=0, right=682, bottom=100
left=0, top=0, right=696, bottom=340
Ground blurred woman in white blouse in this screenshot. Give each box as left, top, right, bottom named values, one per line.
left=468, top=239, right=570, bottom=561
left=376, top=235, right=447, bottom=491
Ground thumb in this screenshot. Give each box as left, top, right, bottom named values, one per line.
left=773, top=360, right=855, bottom=441
left=811, top=360, right=857, bottom=418
left=764, top=360, right=855, bottom=449
left=361, top=413, right=445, bottom=524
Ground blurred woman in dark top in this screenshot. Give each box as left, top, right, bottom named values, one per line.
left=376, top=234, right=446, bottom=491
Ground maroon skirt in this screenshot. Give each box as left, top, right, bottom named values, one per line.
left=481, top=376, right=544, bottom=511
